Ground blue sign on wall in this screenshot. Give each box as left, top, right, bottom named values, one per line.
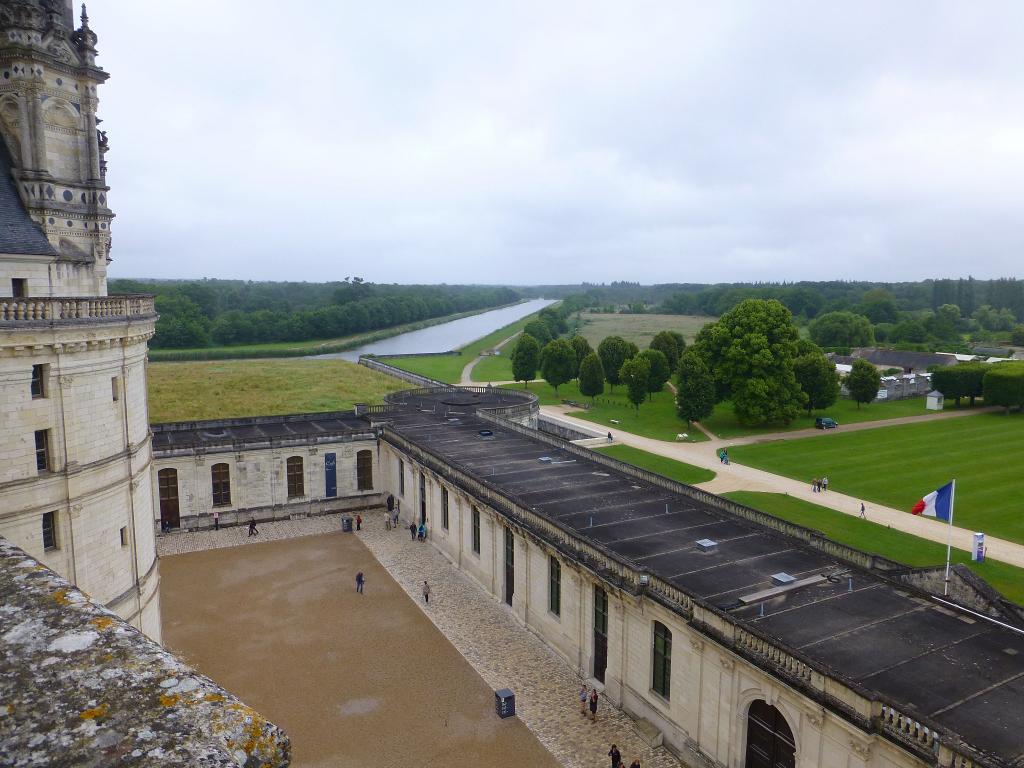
left=325, top=453, right=337, bottom=498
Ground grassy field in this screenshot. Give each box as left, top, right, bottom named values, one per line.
left=724, top=491, right=1024, bottom=605
left=701, top=397, right=974, bottom=439
left=148, top=359, right=405, bottom=422
left=729, top=412, right=1024, bottom=544
left=501, top=381, right=706, bottom=442
left=148, top=307, right=504, bottom=362
left=573, top=312, right=715, bottom=349
left=384, top=307, right=552, bottom=384
left=593, top=444, right=716, bottom=485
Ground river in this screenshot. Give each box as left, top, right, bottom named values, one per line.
left=312, top=298, right=556, bottom=361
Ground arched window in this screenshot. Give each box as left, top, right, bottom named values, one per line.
left=286, top=456, right=304, bottom=498
left=211, top=463, right=231, bottom=507
left=357, top=450, right=373, bottom=491
left=158, top=468, right=179, bottom=530
left=745, top=700, right=795, bottom=768
left=652, top=622, right=672, bottom=699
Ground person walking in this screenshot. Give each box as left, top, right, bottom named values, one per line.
left=248, top=519, right=259, bottom=536
left=387, top=493, right=395, bottom=514
left=629, top=760, right=641, bottom=768
left=392, top=508, right=399, bottom=529
left=608, top=744, right=621, bottom=768
left=409, top=522, right=417, bottom=541
left=212, top=510, right=219, bottom=531
left=355, top=571, right=365, bottom=594
left=578, top=684, right=588, bottom=715
left=811, top=478, right=818, bottom=493
left=422, top=580, right=431, bottom=604
left=356, top=514, right=362, bottom=531
left=822, top=476, right=829, bottom=492
left=588, top=689, right=599, bottom=721
left=385, top=513, right=391, bottom=531
left=860, top=502, right=866, bottom=519
left=417, top=523, right=425, bottom=541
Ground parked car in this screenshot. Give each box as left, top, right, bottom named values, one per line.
left=815, top=417, right=838, bottom=429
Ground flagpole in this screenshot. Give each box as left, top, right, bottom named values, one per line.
left=944, top=480, right=955, bottom=597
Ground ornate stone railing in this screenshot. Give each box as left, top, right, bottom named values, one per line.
left=0, top=294, right=156, bottom=324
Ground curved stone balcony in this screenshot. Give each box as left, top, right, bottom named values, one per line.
left=0, top=294, right=156, bottom=326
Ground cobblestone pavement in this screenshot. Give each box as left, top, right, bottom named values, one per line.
left=159, top=518, right=686, bottom=768
left=358, top=520, right=685, bottom=768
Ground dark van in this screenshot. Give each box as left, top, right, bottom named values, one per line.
left=815, top=417, right=838, bottom=429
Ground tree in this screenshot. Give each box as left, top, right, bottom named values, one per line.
left=675, top=350, right=715, bottom=425
left=523, top=320, right=553, bottom=346
left=857, top=289, right=899, bottom=324
left=973, top=304, right=1016, bottom=332
left=889, top=319, right=928, bottom=344
left=638, top=349, right=670, bottom=399
left=650, top=330, right=685, bottom=370
left=931, top=363, right=986, bottom=406
left=569, top=335, right=593, bottom=378
left=926, top=304, right=961, bottom=341
left=597, top=336, right=637, bottom=392
left=619, top=356, right=650, bottom=414
left=793, top=351, right=840, bottom=414
left=693, top=299, right=807, bottom=425
left=808, top=311, right=875, bottom=348
left=1013, top=325, right=1024, bottom=346
left=983, top=363, right=1024, bottom=413
left=846, top=359, right=881, bottom=409
left=577, top=353, right=605, bottom=402
left=540, top=339, right=576, bottom=395
left=510, top=334, right=541, bottom=388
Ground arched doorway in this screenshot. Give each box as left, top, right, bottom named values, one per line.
left=745, top=700, right=795, bottom=768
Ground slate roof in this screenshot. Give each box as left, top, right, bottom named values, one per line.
left=0, top=141, right=56, bottom=257
left=852, top=348, right=958, bottom=371
left=151, top=411, right=373, bottom=453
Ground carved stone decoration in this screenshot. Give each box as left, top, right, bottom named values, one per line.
left=689, top=636, right=704, bottom=653
left=805, top=707, right=825, bottom=730
left=849, top=738, right=872, bottom=760
left=59, top=374, right=73, bottom=385
left=719, top=656, right=734, bottom=671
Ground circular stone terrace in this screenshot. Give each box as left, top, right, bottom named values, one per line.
left=384, top=385, right=539, bottom=425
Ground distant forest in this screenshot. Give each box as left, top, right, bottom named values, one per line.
left=112, top=276, right=1024, bottom=351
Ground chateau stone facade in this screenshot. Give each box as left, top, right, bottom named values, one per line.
left=0, top=1, right=159, bottom=639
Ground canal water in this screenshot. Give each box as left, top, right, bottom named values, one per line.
left=314, top=298, right=555, bottom=361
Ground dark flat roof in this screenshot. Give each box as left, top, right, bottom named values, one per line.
left=152, top=411, right=372, bottom=452
left=381, top=397, right=1024, bottom=764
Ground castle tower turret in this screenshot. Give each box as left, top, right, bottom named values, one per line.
left=0, top=2, right=161, bottom=640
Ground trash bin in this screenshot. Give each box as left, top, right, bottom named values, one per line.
left=495, top=688, right=515, bottom=719
left=341, top=517, right=353, bottom=533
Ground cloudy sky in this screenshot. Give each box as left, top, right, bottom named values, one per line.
left=95, top=1, right=1024, bottom=285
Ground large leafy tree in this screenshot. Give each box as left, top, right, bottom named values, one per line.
left=675, top=350, right=715, bottom=425
left=597, top=336, right=638, bottom=392
left=693, top=299, right=807, bottom=425
left=638, top=349, right=670, bottom=399
left=846, top=359, right=881, bottom=409
left=650, top=330, right=685, bottom=370
left=793, top=350, right=840, bottom=414
left=569, top=335, right=594, bottom=378
left=931, top=362, right=986, bottom=406
left=540, top=339, right=576, bottom=395
left=619, top=356, right=650, bottom=414
left=577, top=353, right=605, bottom=402
left=808, top=311, right=875, bottom=348
left=523, top=320, right=553, bottom=346
left=510, top=334, right=541, bottom=388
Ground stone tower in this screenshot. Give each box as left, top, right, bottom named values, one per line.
left=0, top=1, right=161, bottom=640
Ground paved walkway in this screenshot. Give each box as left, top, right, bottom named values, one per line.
left=543, top=406, right=1024, bottom=569
left=459, top=330, right=523, bottom=385
left=158, top=518, right=689, bottom=768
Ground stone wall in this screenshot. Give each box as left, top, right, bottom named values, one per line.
left=0, top=536, right=290, bottom=767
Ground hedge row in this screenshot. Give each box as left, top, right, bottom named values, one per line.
left=983, top=362, right=1024, bottom=412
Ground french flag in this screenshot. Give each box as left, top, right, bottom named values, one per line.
left=911, top=481, right=954, bottom=522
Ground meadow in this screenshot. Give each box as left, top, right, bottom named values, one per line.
left=147, top=359, right=405, bottom=422
left=729, top=412, right=1024, bottom=544
left=593, top=444, right=715, bottom=485
left=724, top=491, right=1024, bottom=604
left=573, top=312, right=715, bottom=349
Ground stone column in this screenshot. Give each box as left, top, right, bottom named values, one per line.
left=28, top=87, right=47, bottom=173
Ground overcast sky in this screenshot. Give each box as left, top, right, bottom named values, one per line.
left=95, top=1, right=1024, bottom=285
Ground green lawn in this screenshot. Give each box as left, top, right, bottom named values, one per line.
left=574, top=312, right=715, bottom=349
left=384, top=306, right=554, bottom=384
left=148, top=359, right=405, bottom=422
left=593, top=444, right=715, bottom=485
left=724, top=492, right=1024, bottom=605
left=700, top=397, right=971, bottom=439
left=729, top=412, right=1024, bottom=545
left=471, top=351, right=515, bottom=383
left=501, top=381, right=707, bottom=442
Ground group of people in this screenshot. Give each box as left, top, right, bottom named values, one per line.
left=607, top=744, right=641, bottom=768
left=718, top=448, right=730, bottom=465
left=385, top=494, right=400, bottom=530
left=811, top=475, right=829, bottom=492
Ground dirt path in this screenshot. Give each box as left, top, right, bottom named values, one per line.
left=542, top=406, right=1024, bottom=569
left=459, top=331, right=523, bottom=385
left=161, top=531, right=559, bottom=768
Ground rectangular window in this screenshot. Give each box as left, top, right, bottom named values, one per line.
left=441, top=487, right=449, bottom=530
left=111, top=376, right=120, bottom=401
left=418, top=472, right=426, bottom=523
left=119, top=526, right=128, bottom=547
left=34, top=429, right=50, bottom=472
left=211, top=463, right=232, bottom=507
left=286, top=456, right=304, bottom=498
left=12, top=278, right=27, bottom=298
left=31, top=364, right=46, bottom=398
left=398, top=459, right=405, bottom=496
left=357, top=450, right=373, bottom=491
left=653, top=622, right=672, bottom=699
left=549, top=556, right=561, bottom=616
left=471, top=506, right=481, bottom=554
left=42, top=511, right=57, bottom=550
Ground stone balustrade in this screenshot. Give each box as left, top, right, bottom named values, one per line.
left=0, top=294, right=156, bottom=324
